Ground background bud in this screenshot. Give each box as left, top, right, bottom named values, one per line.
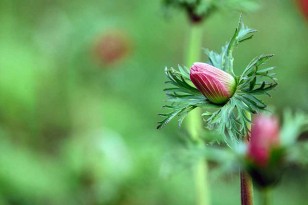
left=190, top=63, right=236, bottom=104
left=298, top=0, right=308, bottom=20
left=247, top=115, right=280, bottom=167
left=93, top=30, right=131, bottom=66
left=246, top=115, right=285, bottom=188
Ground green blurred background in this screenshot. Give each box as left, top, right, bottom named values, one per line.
left=0, top=0, right=308, bottom=204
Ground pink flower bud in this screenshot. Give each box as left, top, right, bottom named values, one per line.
left=93, top=30, right=131, bottom=66
left=247, top=115, right=280, bottom=167
left=190, top=63, right=236, bottom=104
left=298, top=0, right=308, bottom=20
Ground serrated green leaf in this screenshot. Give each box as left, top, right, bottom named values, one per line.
left=249, top=77, right=256, bottom=90
left=241, top=54, right=274, bottom=79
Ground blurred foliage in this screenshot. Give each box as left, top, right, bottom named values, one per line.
left=163, top=0, right=259, bottom=22
left=0, top=0, right=308, bottom=204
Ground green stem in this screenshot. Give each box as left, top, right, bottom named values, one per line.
left=185, top=23, right=210, bottom=205
left=186, top=23, right=203, bottom=144
left=261, top=189, right=271, bottom=205
left=186, top=24, right=203, bottom=68
left=241, top=112, right=254, bottom=205
left=194, top=152, right=209, bottom=205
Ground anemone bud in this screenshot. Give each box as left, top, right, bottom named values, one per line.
left=190, top=63, right=236, bottom=104
left=248, top=115, right=280, bottom=167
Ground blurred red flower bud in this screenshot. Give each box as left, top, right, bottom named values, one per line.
left=94, top=30, right=131, bottom=65
left=247, top=115, right=280, bottom=167
left=298, top=0, right=308, bottom=19
left=190, top=63, right=236, bottom=104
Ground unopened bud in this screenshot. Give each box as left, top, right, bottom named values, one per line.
left=248, top=115, right=280, bottom=167
left=190, top=63, right=236, bottom=104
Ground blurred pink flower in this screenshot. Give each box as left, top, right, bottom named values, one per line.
left=190, top=63, right=236, bottom=104
left=247, top=115, right=280, bottom=167
left=298, top=0, right=308, bottom=19
left=94, top=30, right=130, bottom=65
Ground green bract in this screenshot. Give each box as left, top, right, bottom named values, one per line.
left=157, top=16, right=278, bottom=143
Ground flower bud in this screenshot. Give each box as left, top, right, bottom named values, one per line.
left=190, top=63, right=236, bottom=104
left=298, top=0, right=308, bottom=20
left=94, top=30, right=130, bottom=65
left=247, top=115, right=280, bottom=167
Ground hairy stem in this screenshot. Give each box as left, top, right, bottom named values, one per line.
left=241, top=112, right=254, bottom=205
left=185, top=23, right=210, bottom=205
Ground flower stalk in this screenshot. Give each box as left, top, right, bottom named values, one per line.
left=241, top=112, right=254, bottom=205
left=260, top=188, right=271, bottom=205
left=186, top=23, right=210, bottom=205
left=241, top=171, right=253, bottom=205
left=186, top=24, right=203, bottom=143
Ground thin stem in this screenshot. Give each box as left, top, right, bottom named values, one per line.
left=261, top=189, right=271, bottom=205
left=185, top=23, right=210, bottom=205
left=194, top=153, right=209, bottom=205
left=186, top=24, right=203, bottom=69
left=186, top=23, right=203, bottom=144
left=241, top=112, right=254, bottom=205
left=240, top=171, right=253, bottom=205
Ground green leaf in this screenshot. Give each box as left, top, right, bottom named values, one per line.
left=158, top=66, right=211, bottom=129
left=157, top=105, right=197, bottom=129
left=205, top=15, right=257, bottom=75
left=238, top=54, right=277, bottom=100
left=280, top=110, right=308, bottom=146
left=241, top=54, right=274, bottom=80
left=204, top=49, right=223, bottom=69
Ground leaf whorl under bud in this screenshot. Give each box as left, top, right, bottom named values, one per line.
left=158, top=16, right=277, bottom=143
